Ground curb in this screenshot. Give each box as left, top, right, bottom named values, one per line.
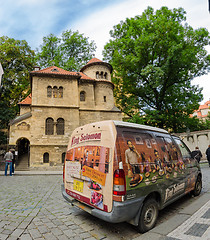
left=0, top=171, right=62, bottom=176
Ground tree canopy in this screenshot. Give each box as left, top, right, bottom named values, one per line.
left=35, top=30, right=96, bottom=72
left=103, top=6, right=210, bottom=132
left=0, top=36, right=35, bottom=144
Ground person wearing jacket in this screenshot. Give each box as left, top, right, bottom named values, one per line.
left=191, top=147, right=202, bottom=163
left=206, top=145, right=210, bottom=167
left=4, top=149, right=13, bottom=176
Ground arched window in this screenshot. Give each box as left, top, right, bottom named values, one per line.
left=43, top=152, right=49, bottom=163
left=62, top=152, right=66, bottom=164
left=53, top=86, right=58, bottom=98
left=104, top=72, right=107, bottom=79
left=45, top=118, right=54, bottom=135
left=58, top=86, right=63, bottom=98
left=47, top=86, right=52, bottom=97
left=104, top=96, right=107, bottom=102
left=100, top=71, right=103, bottom=79
left=80, top=91, right=86, bottom=101
left=96, top=71, right=99, bottom=79
left=56, top=118, right=64, bottom=135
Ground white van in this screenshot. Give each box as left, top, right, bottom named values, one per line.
left=62, top=120, right=202, bottom=233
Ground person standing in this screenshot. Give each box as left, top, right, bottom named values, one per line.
left=191, top=147, right=202, bottom=163
left=4, top=149, right=13, bottom=176
left=206, top=145, right=210, bottom=167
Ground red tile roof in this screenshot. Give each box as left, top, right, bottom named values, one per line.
left=80, top=57, right=113, bottom=73
left=87, top=58, right=103, bottom=64
left=31, top=66, right=79, bottom=76
left=79, top=72, right=94, bottom=80
left=199, top=100, right=210, bottom=110
left=191, top=100, right=210, bottom=118
left=31, top=66, right=95, bottom=81
left=18, top=94, right=32, bottom=105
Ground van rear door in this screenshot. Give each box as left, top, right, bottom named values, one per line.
left=64, top=121, right=116, bottom=213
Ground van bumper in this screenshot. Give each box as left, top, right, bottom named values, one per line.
left=61, top=184, right=144, bottom=224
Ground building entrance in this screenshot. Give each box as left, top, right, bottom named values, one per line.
left=16, top=138, right=30, bottom=170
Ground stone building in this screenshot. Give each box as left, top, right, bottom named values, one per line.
left=191, top=100, right=210, bottom=119
left=9, top=58, right=122, bottom=169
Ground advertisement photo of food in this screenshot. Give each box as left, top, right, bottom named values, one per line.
left=129, top=174, right=143, bottom=187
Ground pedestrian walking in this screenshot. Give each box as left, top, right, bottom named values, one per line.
left=206, top=145, right=210, bottom=167
left=191, top=147, right=202, bottom=163
left=4, top=149, right=13, bottom=176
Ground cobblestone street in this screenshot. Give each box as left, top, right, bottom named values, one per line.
left=0, top=175, right=141, bottom=240
left=0, top=163, right=209, bottom=240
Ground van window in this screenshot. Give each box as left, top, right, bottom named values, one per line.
left=173, top=138, right=191, bottom=159
left=156, top=136, right=179, bottom=162
left=66, top=146, right=110, bottom=174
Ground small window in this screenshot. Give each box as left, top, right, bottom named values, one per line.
left=47, top=86, right=52, bottom=98
left=100, top=71, right=103, bottom=79
left=80, top=91, right=86, bottom=101
left=104, top=96, right=107, bottom=102
left=43, top=152, right=49, bottom=163
left=53, top=86, right=58, bottom=98
left=56, top=118, right=64, bottom=135
left=62, top=152, right=66, bottom=164
left=51, top=68, right=59, bottom=72
left=104, top=72, right=107, bottom=79
left=45, top=118, right=54, bottom=135
left=96, top=71, right=99, bottom=79
left=58, top=87, right=63, bottom=98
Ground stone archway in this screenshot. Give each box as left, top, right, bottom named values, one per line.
left=16, top=138, right=30, bottom=170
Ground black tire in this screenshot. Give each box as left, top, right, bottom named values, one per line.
left=138, top=198, right=159, bottom=233
left=192, top=175, right=202, bottom=196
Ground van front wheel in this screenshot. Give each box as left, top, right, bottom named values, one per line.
left=192, top=175, right=202, bottom=196
left=138, top=198, right=159, bottom=233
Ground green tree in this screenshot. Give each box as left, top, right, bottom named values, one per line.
left=34, top=34, right=61, bottom=68
left=0, top=36, right=35, bottom=143
left=103, top=6, right=210, bottom=132
left=35, top=30, right=96, bottom=72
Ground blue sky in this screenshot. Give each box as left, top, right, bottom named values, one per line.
left=0, top=0, right=209, bottom=103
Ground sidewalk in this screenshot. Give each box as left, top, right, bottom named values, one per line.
left=0, top=170, right=62, bottom=176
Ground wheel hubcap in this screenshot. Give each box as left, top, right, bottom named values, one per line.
left=145, top=207, right=155, bottom=225
left=196, top=180, right=201, bottom=192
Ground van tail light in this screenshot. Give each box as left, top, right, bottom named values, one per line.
left=113, top=169, right=126, bottom=196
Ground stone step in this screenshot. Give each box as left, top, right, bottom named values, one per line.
left=15, top=153, right=29, bottom=170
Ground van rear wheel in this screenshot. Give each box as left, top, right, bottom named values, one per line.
left=192, top=175, right=202, bottom=196
left=138, top=198, right=159, bottom=233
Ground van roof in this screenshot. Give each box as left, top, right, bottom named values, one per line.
left=113, top=121, right=168, bottom=134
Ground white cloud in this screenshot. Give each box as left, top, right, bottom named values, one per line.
left=72, top=0, right=210, bottom=103
left=0, top=0, right=63, bottom=49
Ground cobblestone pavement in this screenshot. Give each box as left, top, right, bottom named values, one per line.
left=0, top=175, right=141, bottom=240
left=0, top=163, right=209, bottom=240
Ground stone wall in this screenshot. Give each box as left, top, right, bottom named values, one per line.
left=177, top=129, right=210, bottom=159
